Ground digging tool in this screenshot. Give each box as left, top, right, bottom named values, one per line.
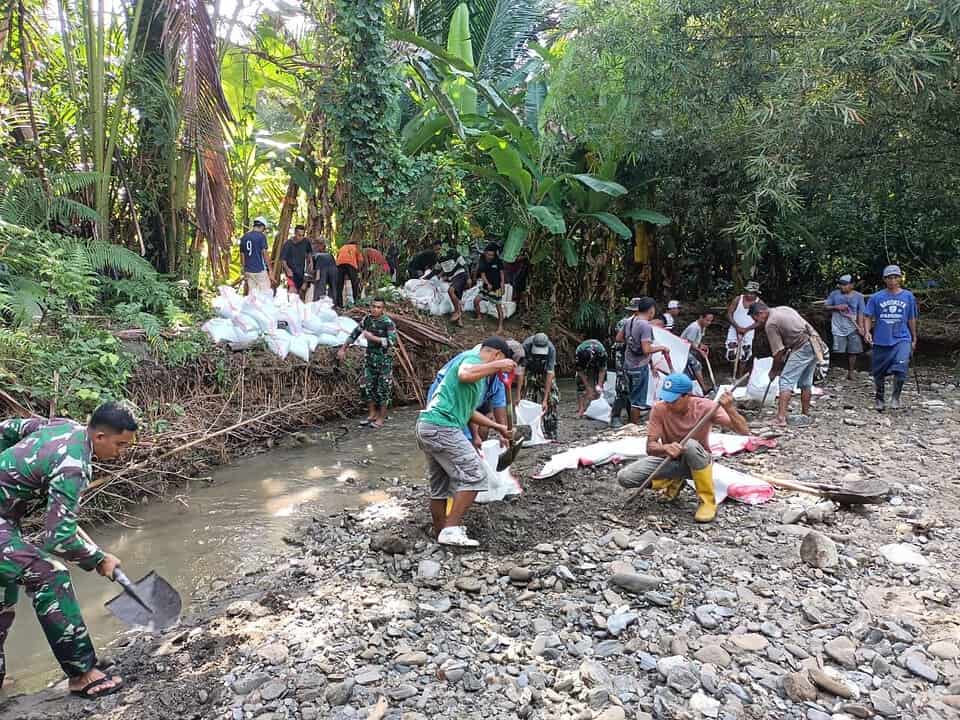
left=764, top=476, right=889, bottom=505
left=760, top=348, right=791, bottom=413
left=497, top=379, right=526, bottom=471
left=703, top=351, right=717, bottom=390
left=624, top=374, right=750, bottom=506
left=105, top=569, right=182, bottom=631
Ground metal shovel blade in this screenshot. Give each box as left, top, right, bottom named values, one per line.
left=105, top=571, right=182, bottom=631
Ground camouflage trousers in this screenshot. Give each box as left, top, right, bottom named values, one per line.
left=523, top=371, right=560, bottom=440
left=362, top=354, right=394, bottom=407
left=0, top=518, right=96, bottom=682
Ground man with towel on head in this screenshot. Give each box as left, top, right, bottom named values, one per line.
left=725, top=281, right=761, bottom=366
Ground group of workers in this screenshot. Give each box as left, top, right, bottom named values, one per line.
left=238, top=218, right=395, bottom=308
left=0, top=261, right=919, bottom=694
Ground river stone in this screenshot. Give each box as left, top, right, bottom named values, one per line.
left=260, top=680, right=286, bottom=702
left=455, top=576, right=482, bottom=593
left=879, top=543, right=930, bottom=567
left=869, top=689, right=899, bottom=717
left=232, top=673, right=269, bottom=695
left=689, top=691, right=721, bottom=717
left=730, top=634, right=768, bottom=652
left=595, top=708, right=626, bottom=720
left=256, top=642, right=289, bottom=665
left=694, top=645, right=731, bottom=668
left=839, top=703, right=873, bottom=718
left=416, top=560, right=441, bottom=580
left=370, top=531, right=409, bottom=554
left=388, top=684, right=418, bottom=700
left=395, top=651, right=428, bottom=666
left=580, top=660, right=613, bottom=689
left=610, top=572, right=662, bottom=594
left=809, top=669, right=854, bottom=698
left=325, top=679, right=355, bottom=706
left=928, top=640, right=960, bottom=659
left=607, top=612, right=638, bottom=637
left=509, top=566, right=533, bottom=583
left=667, top=667, right=700, bottom=696
left=800, top=531, right=838, bottom=569
left=355, top=669, right=382, bottom=685
left=783, top=671, right=818, bottom=702
left=825, top=636, right=857, bottom=668
left=902, top=652, right=939, bottom=682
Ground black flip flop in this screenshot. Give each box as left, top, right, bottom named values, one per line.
left=70, top=676, right=124, bottom=700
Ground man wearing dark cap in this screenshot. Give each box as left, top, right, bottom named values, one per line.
left=617, top=373, right=749, bottom=522
left=824, top=274, right=867, bottom=380
left=616, top=297, right=672, bottom=424
left=519, top=333, right=559, bottom=439
left=474, top=243, right=506, bottom=334
left=748, top=302, right=823, bottom=426
left=416, top=337, right=515, bottom=547
left=864, top=265, right=919, bottom=411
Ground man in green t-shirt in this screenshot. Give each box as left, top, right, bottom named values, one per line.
left=416, top=337, right=516, bottom=547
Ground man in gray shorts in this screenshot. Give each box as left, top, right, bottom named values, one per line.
left=416, top=337, right=515, bottom=547
left=824, top=274, right=866, bottom=379
left=749, top=302, right=823, bottom=427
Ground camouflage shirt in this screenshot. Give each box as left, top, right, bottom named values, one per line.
left=0, top=417, right=104, bottom=570
left=347, top=314, right=398, bottom=358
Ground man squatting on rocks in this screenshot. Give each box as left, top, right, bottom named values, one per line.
left=748, top=301, right=823, bottom=426
left=338, top=297, right=398, bottom=429
left=415, top=338, right=515, bottom=548
left=617, top=373, right=749, bottom=522
left=574, top=339, right=608, bottom=417
left=864, top=264, right=919, bottom=412
left=0, top=403, right=137, bottom=698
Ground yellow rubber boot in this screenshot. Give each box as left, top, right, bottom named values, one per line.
left=691, top=464, right=717, bottom=523
left=651, top=476, right=684, bottom=501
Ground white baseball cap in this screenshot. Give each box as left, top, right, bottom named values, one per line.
left=667, top=300, right=681, bottom=310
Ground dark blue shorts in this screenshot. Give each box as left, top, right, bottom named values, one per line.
left=872, top=341, right=911, bottom=379
left=627, top=366, right=650, bottom=409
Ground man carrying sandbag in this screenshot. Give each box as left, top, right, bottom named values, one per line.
left=617, top=374, right=749, bottom=522
left=574, top=339, right=608, bottom=418
left=338, top=297, right=397, bottom=429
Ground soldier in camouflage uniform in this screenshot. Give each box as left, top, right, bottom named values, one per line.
left=338, top=297, right=398, bottom=429
left=610, top=317, right=631, bottom=427
left=0, top=402, right=136, bottom=698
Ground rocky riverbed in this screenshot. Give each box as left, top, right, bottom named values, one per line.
left=4, top=368, right=960, bottom=720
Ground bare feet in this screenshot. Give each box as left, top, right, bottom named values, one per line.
left=774, top=416, right=787, bottom=427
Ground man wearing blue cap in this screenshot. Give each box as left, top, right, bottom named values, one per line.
left=864, top=265, right=919, bottom=411
left=616, top=373, right=749, bottom=522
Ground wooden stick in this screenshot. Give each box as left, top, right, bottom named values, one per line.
left=49, top=370, right=60, bottom=419
left=395, top=335, right=424, bottom=408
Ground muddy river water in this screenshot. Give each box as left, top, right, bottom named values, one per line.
left=8, top=408, right=425, bottom=692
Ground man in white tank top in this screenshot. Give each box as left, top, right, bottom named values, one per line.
left=725, top=281, right=761, bottom=363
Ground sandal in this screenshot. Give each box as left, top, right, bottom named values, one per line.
left=370, top=421, right=384, bottom=429
left=358, top=419, right=372, bottom=427
left=70, top=676, right=124, bottom=700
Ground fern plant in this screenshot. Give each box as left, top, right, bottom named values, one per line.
left=0, top=172, right=103, bottom=229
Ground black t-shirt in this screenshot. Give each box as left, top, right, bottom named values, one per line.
left=478, top=256, right=503, bottom=290
left=409, top=250, right=438, bottom=274
left=281, top=239, right=311, bottom=276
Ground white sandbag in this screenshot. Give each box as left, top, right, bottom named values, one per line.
left=212, top=295, right=242, bottom=319
left=232, top=312, right=260, bottom=334
left=288, top=334, right=312, bottom=361
left=475, top=440, right=522, bottom=504
left=735, top=357, right=779, bottom=405
left=202, top=318, right=239, bottom=344
left=305, top=301, right=338, bottom=323
left=404, top=279, right=442, bottom=313
left=602, top=371, right=617, bottom=404
left=276, top=307, right=303, bottom=335
left=239, top=306, right=274, bottom=333
left=584, top=396, right=612, bottom=423
left=645, top=326, right=691, bottom=406
left=228, top=328, right=261, bottom=350
left=337, top=316, right=358, bottom=334
left=516, top=399, right=549, bottom=446
left=303, top=333, right=321, bottom=353
left=315, top=333, right=342, bottom=347
left=302, top=315, right=340, bottom=336
left=265, top=330, right=292, bottom=359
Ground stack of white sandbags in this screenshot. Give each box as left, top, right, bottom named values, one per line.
left=403, top=277, right=517, bottom=319
left=202, top=286, right=365, bottom=360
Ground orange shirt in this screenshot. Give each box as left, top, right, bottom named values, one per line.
left=336, top=243, right=363, bottom=269
left=647, top=397, right=730, bottom=451
left=364, top=248, right=390, bottom=272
